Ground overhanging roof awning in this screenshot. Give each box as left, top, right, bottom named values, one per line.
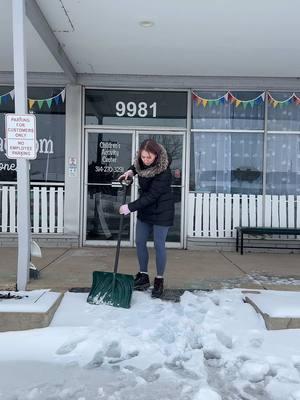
left=1, top=0, right=300, bottom=83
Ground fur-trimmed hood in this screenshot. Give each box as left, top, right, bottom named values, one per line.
left=134, top=144, right=170, bottom=178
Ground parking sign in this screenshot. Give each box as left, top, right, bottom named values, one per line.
left=5, top=114, right=37, bottom=159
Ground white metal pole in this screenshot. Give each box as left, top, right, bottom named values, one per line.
left=12, top=0, right=31, bottom=290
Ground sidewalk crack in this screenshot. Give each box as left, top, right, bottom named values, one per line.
left=219, top=251, right=267, bottom=290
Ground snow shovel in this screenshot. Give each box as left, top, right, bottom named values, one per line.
left=87, top=179, right=134, bottom=309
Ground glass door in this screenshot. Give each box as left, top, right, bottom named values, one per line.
left=136, top=131, right=185, bottom=247
left=84, top=129, right=185, bottom=247
left=84, top=129, right=134, bottom=244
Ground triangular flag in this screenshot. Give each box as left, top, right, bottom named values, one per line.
left=258, top=96, right=264, bottom=105
left=54, top=95, right=60, bottom=105
left=0, top=97, right=2, bottom=105
left=46, top=99, right=52, bottom=108
left=294, top=97, right=300, bottom=105
left=60, top=89, right=65, bottom=103
left=203, top=99, right=208, bottom=107
left=250, top=100, right=255, bottom=108
left=235, top=100, right=241, bottom=107
left=9, top=90, right=15, bottom=100
left=197, top=98, right=201, bottom=106
left=29, top=99, right=35, bottom=109
left=273, top=101, right=278, bottom=108
left=242, top=101, right=248, bottom=109
left=37, top=100, right=44, bottom=109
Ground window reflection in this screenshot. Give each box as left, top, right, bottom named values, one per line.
left=190, top=132, right=263, bottom=194
left=86, top=185, right=131, bottom=240
left=86, top=132, right=132, bottom=241
left=0, top=86, right=65, bottom=183
left=266, top=134, right=300, bottom=195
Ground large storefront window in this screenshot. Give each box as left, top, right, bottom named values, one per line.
left=191, top=91, right=264, bottom=193
left=266, top=92, right=300, bottom=195
left=266, top=134, right=300, bottom=195
left=0, top=86, right=65, bottom=182
left=190, top=132, right=263, bottom=194
left=85, top=89, right=187, bottom=128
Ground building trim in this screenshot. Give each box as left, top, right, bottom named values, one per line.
left=0, top=72, right=68, bottom=86
left=78, top=74, right=300, bottom=91
left=3, top=72, right=300, bottom=90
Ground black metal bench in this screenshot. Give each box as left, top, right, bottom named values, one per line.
left=235, top=226, right=300, bottom=255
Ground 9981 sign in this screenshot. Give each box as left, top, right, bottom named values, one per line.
left=115, top=101, right=157, bottom=118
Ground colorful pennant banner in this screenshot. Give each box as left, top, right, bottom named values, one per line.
left=228, top=92, right=265, bottom=108
left=267, top=92, right=300, bottom=108
left=192, top=91, right=265, bottom=108
left=192, top=92, right=229, bottom=107
left=0, top=88, right=65, bottom=110
left=192, top=91, right=300, bottom=108
left=28, top=89, right=65, bottom=110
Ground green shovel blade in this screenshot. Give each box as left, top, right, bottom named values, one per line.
left=87, top=271, right=134, bottom=309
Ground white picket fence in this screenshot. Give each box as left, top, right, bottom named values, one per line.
left=0, top=184, right=64, bottom=233
left=188, top=193, right=300, bottom=238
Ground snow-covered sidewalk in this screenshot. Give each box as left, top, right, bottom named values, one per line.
left=1, top=289, right=300, bottom=400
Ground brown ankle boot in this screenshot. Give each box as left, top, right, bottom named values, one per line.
left=134, top=272, right=150, bottom=291
left=152, top=277, right=164, bottom=298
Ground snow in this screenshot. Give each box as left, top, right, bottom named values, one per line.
left=240, top=360, right=270, bottom=383
left=0, top=289, right=300, bottom=399
left=193, top=387, right=222, bottom=400
left=0, top=290, right=61, bottom=312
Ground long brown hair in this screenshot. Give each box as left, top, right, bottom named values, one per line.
left=138, top=139, right=162, bottom=165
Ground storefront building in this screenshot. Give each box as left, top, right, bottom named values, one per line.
left=0, top=1, right=299, bottom=249
left=1, top=84, right=299, bottom=249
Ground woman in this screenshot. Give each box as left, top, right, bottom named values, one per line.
left=118, top=139, right=174, bottom=298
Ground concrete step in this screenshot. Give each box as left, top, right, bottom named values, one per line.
left=0, top=290, right=63, bottom=332
left=243, top=290, right=300, bottom=330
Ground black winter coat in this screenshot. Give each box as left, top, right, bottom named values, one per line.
left=127, top=147, right=174, bottom=227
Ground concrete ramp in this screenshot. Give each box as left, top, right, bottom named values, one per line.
left=0, top=290, right=63, bottom=332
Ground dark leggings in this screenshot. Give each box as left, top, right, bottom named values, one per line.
left=136, top=219, right=170, bottom=276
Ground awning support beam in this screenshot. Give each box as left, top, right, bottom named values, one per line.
left=25, top=0, right=77, bottom=83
